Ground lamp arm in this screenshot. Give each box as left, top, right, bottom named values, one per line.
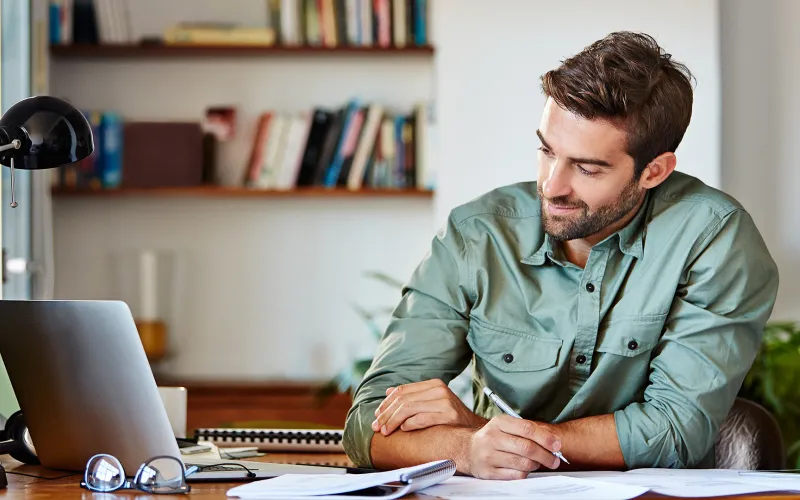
left=0, top=128, right=24, bottom=208
left=0, top=140, right=21, bottom=154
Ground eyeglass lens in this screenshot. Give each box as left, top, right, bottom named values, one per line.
left=137, top=457, right=187, bottom=494
left=85, top=454, right=189, bottom=494
left=86, top=454, right=125, bottom=492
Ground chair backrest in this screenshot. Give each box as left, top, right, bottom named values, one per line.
left=715, top=397, right=786, bottom=470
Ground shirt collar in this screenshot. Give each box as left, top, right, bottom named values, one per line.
left=614, top=190, right=650, bottom=259
left=522, top=234, right=555, bottom=266
left=521, top=191, right=650, bottom=266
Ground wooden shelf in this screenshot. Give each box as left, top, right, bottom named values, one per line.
left=49, top=43, right=435, bottom=59
left=51, top=186, right=435, bottom=199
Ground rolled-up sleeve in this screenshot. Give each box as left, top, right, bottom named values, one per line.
left=614, top=208, right=779, bottom=469
left=342, top=215, right=475, bottom=468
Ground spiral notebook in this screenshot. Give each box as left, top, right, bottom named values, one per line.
left=194, top=428, right=345, bottom=452
left=226, top=459, right=457, bottom=499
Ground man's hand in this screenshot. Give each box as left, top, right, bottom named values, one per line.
left=465, top=415, right=562, bottom=480
left=371, top=379, right=488, bottom=436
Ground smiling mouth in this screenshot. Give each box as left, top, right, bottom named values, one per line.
left=547, top=202, right=581, bottom=213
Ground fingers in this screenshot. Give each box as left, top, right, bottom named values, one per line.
left=399, top=410, right=455, bottom=432
left=376, top=379, right=447, bottom=415
left=493, top=415, right=562, bottom=454
left=481, top=468, right=531, bottom=481
left=495, top=432, right=560, bottom=470
left=373, top=395, right=452, bottom=435
left=469, top=451, right=538, bottom=480
left=487, top=450, right=540, bottom=475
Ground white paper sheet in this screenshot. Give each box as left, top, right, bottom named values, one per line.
left=438, top=469, right=800, bottom=500
left=226, top=462, right=800, bottom=500
left=583, top=468, right=800, bottom=498
left=226, top=459, right=454, bottom=499
left=422, top=475, right=650, bottom=500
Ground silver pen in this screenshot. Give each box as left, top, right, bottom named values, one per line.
left=483, top=387, right=570, bottom=465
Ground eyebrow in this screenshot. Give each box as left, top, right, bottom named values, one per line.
left=536, top=130, right=613, bottom=168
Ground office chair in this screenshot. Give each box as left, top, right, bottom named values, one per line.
left=715, top=397, right=786, bottom=470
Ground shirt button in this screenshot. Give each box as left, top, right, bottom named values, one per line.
left=628, top=340, right=638, bottom=350
left=585, top=283, right=595, bottom=293
left=576, top=354, right=587, bottom=364
left=503, top=353, right=514, bottom=363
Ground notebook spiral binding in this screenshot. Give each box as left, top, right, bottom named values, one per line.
left=400, top=459, right=457, bottom=484
left=193, top=428, right=345, bottom=452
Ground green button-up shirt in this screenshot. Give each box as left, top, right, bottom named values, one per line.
left=343, top=171, right=779, bottom=470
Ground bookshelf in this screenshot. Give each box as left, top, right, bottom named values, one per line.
left=47, top=0, right=438, bottom=383
left=49, top=43, right=435, bottom=59
left=50, top=186, right=434, bottom=198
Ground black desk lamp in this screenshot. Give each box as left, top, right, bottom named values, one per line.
left=0, top=95, right=94, bottom=207
left=0, top=95, right=93, bottom=488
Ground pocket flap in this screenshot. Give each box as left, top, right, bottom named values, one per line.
left=595, top=316, right=665, bottom=357
left=468, top=318, right=562, bottom=372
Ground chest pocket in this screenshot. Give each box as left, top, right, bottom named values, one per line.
left=467, top=317, right=563, bottom=418
left=467, top=317, right=563, bottom=372
left=595, top=315, right=666, bottom=357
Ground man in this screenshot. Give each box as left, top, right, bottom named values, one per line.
left=343, top=31, right=779, bottom=479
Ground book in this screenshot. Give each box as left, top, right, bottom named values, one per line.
left=163, top=23, right=276, bottom=46
left=193, top=428, right=345, bottom=453
left=226, top=459, right=456, bottom=499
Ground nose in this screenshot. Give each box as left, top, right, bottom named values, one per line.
left=542, top=162, right=572, bottom=199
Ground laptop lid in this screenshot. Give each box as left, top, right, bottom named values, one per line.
left=0, top=300, right=181, bottom=474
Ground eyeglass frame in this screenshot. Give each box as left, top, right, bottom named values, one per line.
left=80, top=453, right=200, bottom=494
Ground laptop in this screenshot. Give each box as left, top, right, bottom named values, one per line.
left=0, top=299, right=347, bottom=481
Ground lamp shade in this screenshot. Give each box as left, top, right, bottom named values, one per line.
left=0, top=95, right=94, bottom=170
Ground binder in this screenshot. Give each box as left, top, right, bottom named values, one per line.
left=193, top=428, right=344, bottom=452
left=226, top=459, right=457, bottom=499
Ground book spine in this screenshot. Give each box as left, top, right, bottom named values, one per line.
left=414, top=0, right=426, bottom=45
left=323, top=100, right=359, bottom=187
left=101, top=111, right=123, bottom=188
left=49, top=2, right=62, bottom=44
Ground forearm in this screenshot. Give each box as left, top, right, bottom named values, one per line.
left=370, top=425, right=476, bottom=475
left=542, top=414, right=626, bottom=471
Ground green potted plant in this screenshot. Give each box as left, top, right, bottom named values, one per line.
left=738, top=321, right=800, bottom=468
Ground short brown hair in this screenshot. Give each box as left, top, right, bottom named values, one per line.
left=541, top=31, right=695, bottom=178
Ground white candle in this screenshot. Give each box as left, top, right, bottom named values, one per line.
left=140, top=250, right=158, bottom=321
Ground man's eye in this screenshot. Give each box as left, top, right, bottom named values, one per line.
left=537, top=146, right=552, bottom=155
left=577, top=165, right=599, bottom=177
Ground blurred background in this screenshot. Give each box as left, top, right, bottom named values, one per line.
left=0, top=0, right=798, bottom=461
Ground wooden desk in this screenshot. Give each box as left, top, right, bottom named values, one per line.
left=3, top=453, right=800, bottom=499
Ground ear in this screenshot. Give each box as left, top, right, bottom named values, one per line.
left=638, top=152, right=677, bottom=189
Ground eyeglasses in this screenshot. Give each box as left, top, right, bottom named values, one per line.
left=80, top=454, right=199, bottom=494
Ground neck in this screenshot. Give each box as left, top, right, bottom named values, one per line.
left=560, top=193, right=646, bottom=268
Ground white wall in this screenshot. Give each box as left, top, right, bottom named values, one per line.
left=432, top=0, right=720, bottom=225
left=720, top=0, right=797, bottom=321
left=52, top=197, right=434, bottom=379
left=50, top=0, right=437, bottom=380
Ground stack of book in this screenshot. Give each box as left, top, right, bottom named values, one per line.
left=244, top=100, right=431, bottom=191
left=50, top=0, right=135, bottom=45
left=268, top=0, right=429, bottom=48
left=49, top=0, right=429, bottom=49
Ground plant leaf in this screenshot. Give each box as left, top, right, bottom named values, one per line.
left=363, top=271, right=405, bottom=289
left=761, top=368, right=784, bottom=415
left=350, top=302, right=385, bottom=341
left=788, top=440, right=800, bottom=457
left=353, top=358, right=374, bottom=378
